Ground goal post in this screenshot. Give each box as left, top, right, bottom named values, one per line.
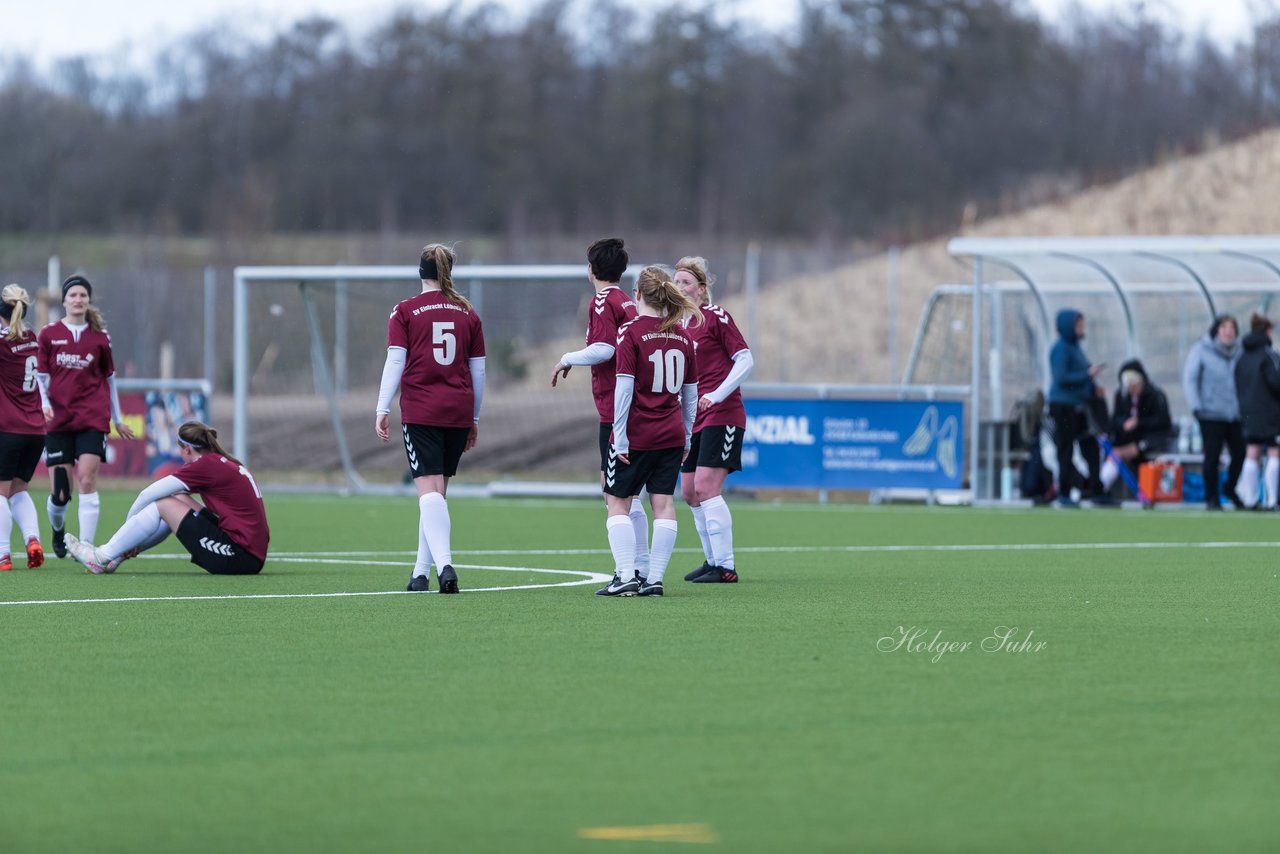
left=231, top=264, right=640, bottom=493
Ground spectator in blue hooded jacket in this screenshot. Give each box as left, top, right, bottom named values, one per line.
left=1047, top=309, right=1106, bottom=506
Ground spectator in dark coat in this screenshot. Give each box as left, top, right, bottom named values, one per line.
left=1233, top=313, right=1280, bottom=508
left=1100, top=359, right=1174, bottom=495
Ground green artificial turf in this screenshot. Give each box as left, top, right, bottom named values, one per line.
left=1, top=495, right=1277, bottom=852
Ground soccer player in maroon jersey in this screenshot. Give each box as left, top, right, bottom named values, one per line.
left=67, top=421, right=270, bottom=575
left=0, top=285, right=47, bottom=571
left=674, top=257, right=754, bottom=584
left=597, top=266, right=702, bottom=597
left=35, top=275, right=135, bottom=560
left=376, top=244, right=486, bottom=594
left=551, top=238, right=653, bottom=577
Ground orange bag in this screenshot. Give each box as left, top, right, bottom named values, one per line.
left=1138, top=461, right=1183, bottom=502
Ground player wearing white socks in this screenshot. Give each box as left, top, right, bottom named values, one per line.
left=0, top=285, right=47, bottom=571
left=674, top=257, right=753, bottom=584
left=551, top=238, right=652, bottom=576
left=376, top=244, right=486, bottom=594
left=67, top=421, right=270, bottom=576
left=35, top=275, right=135, bottom=559
left=1234, top=313, right=1280, bottom=509
left=597, top=266, right=700, bottom=597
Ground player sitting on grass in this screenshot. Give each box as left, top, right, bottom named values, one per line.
left=67, top=421, right=270, bottom=575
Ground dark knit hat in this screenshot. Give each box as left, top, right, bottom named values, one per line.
left=61, top=275, right=92, bottom=300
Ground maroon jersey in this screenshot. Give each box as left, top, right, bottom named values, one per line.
left=613, top=315, right=698, bottom=451
left=37, top=321, right=116, bottom=433
left=388, top=291, right=485, bottom=428
left=175, top=454, right=271, bottom=563
left=587, top=286, right=637, bottom=423
left=0, top=328, right=44, bottom=435
left=687, top=303, right=750, bottom=432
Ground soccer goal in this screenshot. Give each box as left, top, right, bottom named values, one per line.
left=231, top=264, right=641, bottom=493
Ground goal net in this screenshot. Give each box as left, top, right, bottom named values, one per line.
left=230, top=265, right=640, bottom=492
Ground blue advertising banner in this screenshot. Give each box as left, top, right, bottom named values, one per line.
left=736, top=398, right=965, bottom=490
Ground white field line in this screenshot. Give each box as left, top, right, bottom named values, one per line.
left=249, top=540, right=1280, bottom=558
left=0, top=564, right=612, bottom=607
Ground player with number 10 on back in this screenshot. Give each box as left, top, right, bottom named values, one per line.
left=0, top=285, right=47, bottom=571
left=67, top=421, right=271, bottom=576
left=376, top=244, right=486, bottom=594
left=597, top=266, right=702, bottom=597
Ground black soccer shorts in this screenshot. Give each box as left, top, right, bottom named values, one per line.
left=402, top=423, right=471, bottom=478
left=45, top=429, right=107, bottom=466
left=680, top=424, right=744, bottom=474
left=605, top=445, right=683, bottom=498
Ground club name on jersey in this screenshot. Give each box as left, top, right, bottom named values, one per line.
left=8, top=340, right=36, bottom=353
left=55, top=351, right=95, bottom=369
left=640, top=331, right=691, bottom=344
left=411, top=303, right=469, bottom=317
left=746, top=415, right=816, bottom=445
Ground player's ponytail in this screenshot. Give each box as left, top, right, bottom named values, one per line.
left=85, top=305, right=106, bottom=332
left=178, top=421, right=241, bottom=466
left=420, top=243, right=471, bottom=311
left=636, top=266, right=702, bottom=333
left=1, top=284, right=31, bottom=342
left=675, top=256, right=715, bottom=304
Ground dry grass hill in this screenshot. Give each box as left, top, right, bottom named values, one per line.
left=735, top=126, right=1280, bottom=386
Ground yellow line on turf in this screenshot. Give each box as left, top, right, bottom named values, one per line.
left=577, top=823, right=718, bottom=843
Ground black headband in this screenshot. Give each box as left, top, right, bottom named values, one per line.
left=62, top=275, right=92, bottom=301
left=419, top=258, right=438, bottom=280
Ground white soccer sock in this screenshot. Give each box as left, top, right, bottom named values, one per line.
left=606, top=514, right=636, bottom=581
left=629, top=498, right=650, bottom=577
left=647, top=519, right=678, bottom=584
left=102, top=503, right=167, bottom=561
left=1100, top=457, right=1119, bottom=490
left=78, top=491, right=101, bottom=545
left=691, top=504, right=714, bottom=563
left=701, top=494, right=735, bottom=571
left=47, top=495, right=67, bottom=532
left=419, top=492, right=452, bottom=571
left=1265, top=458, right=1280, bottom=508
left=1240, top=458, right=1261, bottom=507
left=0, top=495, right=11, bottom=557
left=10, top=491, right=40, bottom=541
left=412, top=517, right=433, bottom=579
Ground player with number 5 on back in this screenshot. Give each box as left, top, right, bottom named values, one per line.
left=598, top=266, right=701, bottom=597
left=0, top=285, right=47, bottom=571
left=67, top=421, right=270, bottom=575
left=375, top=244, right=485, bottom=594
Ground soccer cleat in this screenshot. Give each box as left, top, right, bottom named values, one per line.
left=0, top=554, right=11, bottom=572
left=638, top=579, right=664, bottom=597
left=66, top=534, right=119, bottom=575
left=684, top=561, right=716, bottom=582
left=26, top=538, right=44, bottom=569
left=438, top=565, right=459, bottom=594
left=596, top=574, right=640, bottom=596
left=406, top=573, right=430, bottom=592
left=693, top=566, right=738, bottom=583
left=52, top=527, right=67, bottom=559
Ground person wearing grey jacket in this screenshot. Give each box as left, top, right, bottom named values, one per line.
left=1184, top=315, right=1245, bottom=509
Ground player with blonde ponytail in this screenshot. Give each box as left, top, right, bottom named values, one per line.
left=596, top=265, right=700, bottom=597
left=675, top=256, right=753, bottom=584
left=0, top=284, right=47, bottom=570
left=376, top=243, right=486, bottom=594
left=68, top=420, right=271, bottom=575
